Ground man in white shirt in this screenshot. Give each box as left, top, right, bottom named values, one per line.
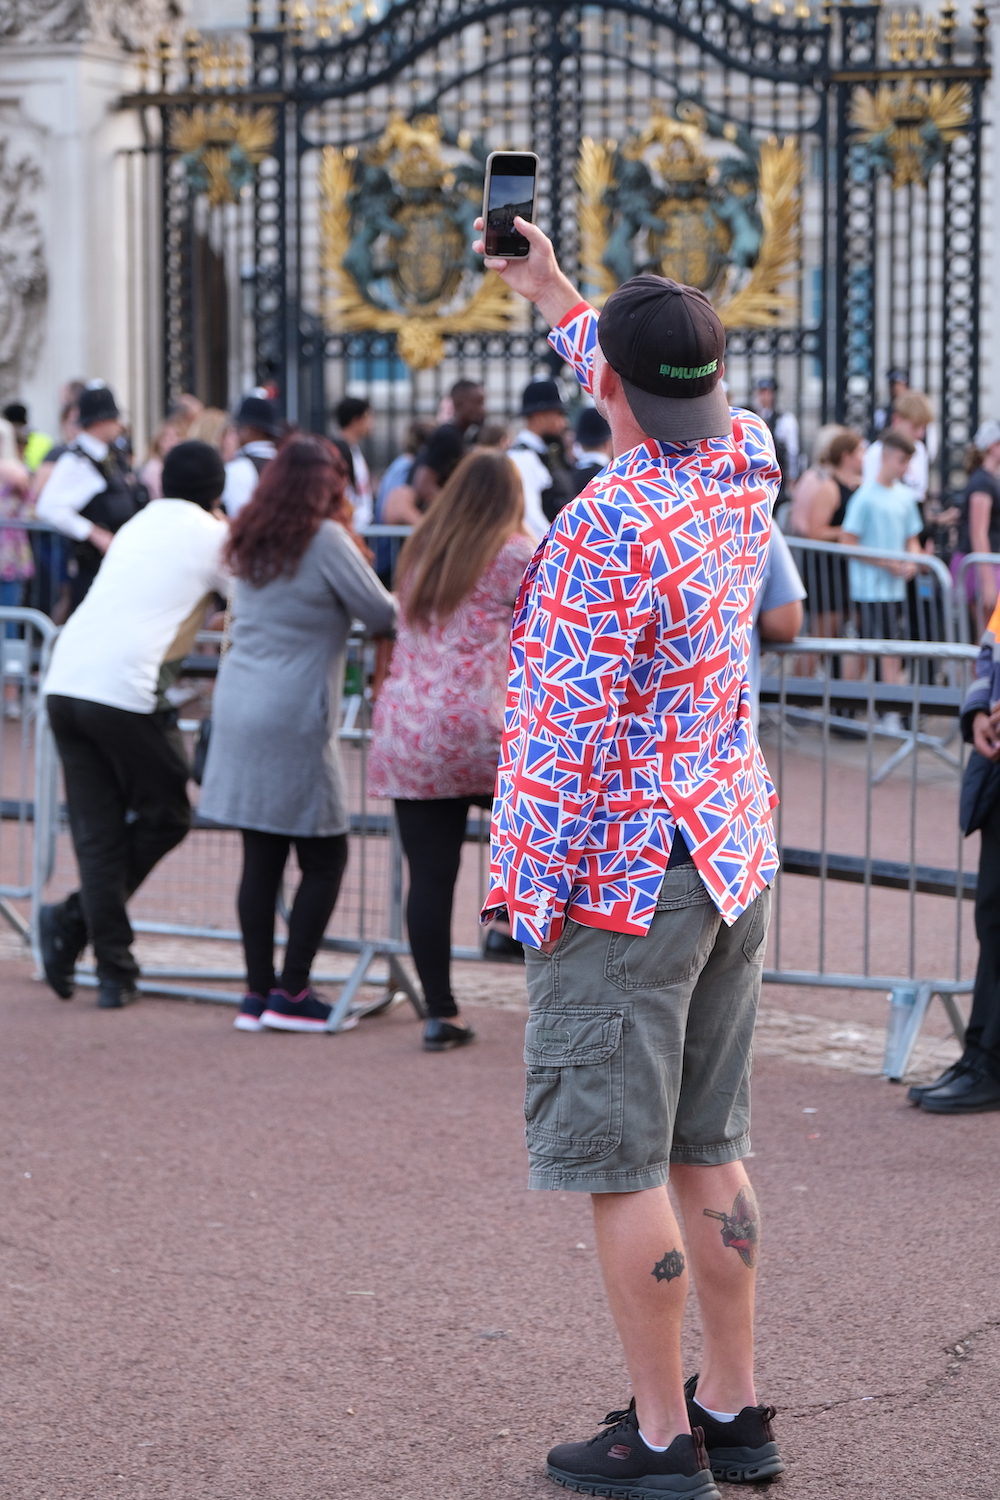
left=36, top=382, right=142, bottom=612
left=221, top=394, right=282, bottom=518
left=40, top=441, right=230, bottom=1010
left=508, top=377, right=575, bottom=541
left=335, top=396, right=375, bottom=530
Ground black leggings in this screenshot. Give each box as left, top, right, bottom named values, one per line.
left=395, top=797, right=487, bottom=1018
left=238, top=830, right=349, bottom=998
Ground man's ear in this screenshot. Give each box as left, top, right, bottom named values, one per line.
left=596, top=356, right=620, bottom=406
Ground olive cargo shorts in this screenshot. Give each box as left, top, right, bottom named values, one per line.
left=522, top=863, right=771, bottom=1192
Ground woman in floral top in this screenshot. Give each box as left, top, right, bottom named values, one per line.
left=369, top=448, right=533, bottom=1050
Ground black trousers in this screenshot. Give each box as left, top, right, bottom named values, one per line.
left=967, top=795, right=1000, bottom=1080
left=394, top=796, right=489, bottom=1018
left=47, top=695, right=192, bottom=983
left=238, top=830, right=348, bottom=998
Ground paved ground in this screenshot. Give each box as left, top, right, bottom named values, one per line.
left=2, top=956, right=997, bottom=1500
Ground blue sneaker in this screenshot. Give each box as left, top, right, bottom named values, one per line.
left=234, top=993, right=268, bottom=1032
left=261, top=988, right=333, bottom=1033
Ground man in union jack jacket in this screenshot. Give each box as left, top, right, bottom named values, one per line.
left=476, top=213, right=784, bottom=1498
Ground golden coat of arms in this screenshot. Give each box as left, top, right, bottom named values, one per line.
left=577, top=105, right=801, bottom=327
left=320, top=115, right=513, bottom=369
left=849, top=82, right=970, bottom=190
left=170, top=104, right=276, bottom=208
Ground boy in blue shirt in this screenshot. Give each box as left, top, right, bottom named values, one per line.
left=841, top=428, right=923, bottom=684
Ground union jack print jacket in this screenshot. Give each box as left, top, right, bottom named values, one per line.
left=482, top=301, right=781, bottom=947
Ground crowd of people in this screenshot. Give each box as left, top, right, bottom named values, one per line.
left=7, top=209, right=1000, bottom=1500
left=782, top=379, right=1000, bottom=649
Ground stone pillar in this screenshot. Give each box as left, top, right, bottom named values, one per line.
left=0, top=3, right=177, bottom=449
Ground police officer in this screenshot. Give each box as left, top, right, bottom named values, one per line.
left=36, top=382, right=142, bottom=613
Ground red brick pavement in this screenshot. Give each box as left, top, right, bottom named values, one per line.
left=1, top=963, right=997, bottom=1500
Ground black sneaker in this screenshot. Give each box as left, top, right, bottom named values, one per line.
left=97, top=981, right=140, bottom=1010
left=234, top=993, right=268, bottom=1032
left=684, top=1375, right=785, bottom=1483
left=38, top=902, right=86, bottom=1000
left=546, top=1400, right=720, bottom=1499
left=261, top=988, right=333, bottom=1033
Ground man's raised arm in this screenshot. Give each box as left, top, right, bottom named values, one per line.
left=473, top=215, right=583, bottom=328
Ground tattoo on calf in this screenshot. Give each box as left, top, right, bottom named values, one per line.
left=704, top=1186, right=760, bottom=1268
left=651, top=1248, right=685, bottom=1282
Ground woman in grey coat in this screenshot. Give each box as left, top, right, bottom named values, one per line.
left=199, top=435, right=396, bottom=1033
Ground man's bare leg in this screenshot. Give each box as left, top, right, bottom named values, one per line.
left=591, top=1185, right=691, bottom=1448
left=592, top=1162, right=761, bottom=1449
left=671, top=1161, right=760, bottom=1416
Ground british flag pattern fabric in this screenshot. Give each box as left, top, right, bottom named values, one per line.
left=482, top=300, right=781, bottom=948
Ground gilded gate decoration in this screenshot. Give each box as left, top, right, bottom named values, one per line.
left=170, top=104, right=276, bottom=207
left=848, top=83, right=971, bottom=189
left=122, top=0, right=990, bottom=498
left=576, top=108, right=801, bottom=328
left=319, top=115, right=513, bottom=369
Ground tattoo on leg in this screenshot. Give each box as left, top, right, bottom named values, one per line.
left=651, top=1248, right=685, bottom=1282
left=704, top=1186, right=760, bottom=1268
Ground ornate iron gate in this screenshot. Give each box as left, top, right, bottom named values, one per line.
left=123, top=0, right=989, bottom=493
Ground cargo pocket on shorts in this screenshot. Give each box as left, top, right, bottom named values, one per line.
left=523, top=1010, right=625, bottom=1161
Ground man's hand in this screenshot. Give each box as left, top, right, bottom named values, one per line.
left=88, top=525, right=114, bottom=555
left=473, top=215, right=582, bottom=329
left=972, top=708, right=1000, bottom=761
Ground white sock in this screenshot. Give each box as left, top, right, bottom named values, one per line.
left=698, top=1405, right=739, bottom=1423
left=638, top=1429, right=671, bottom=1453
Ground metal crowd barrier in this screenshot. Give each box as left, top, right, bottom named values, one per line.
left=0, top=607, right=60, bottom=966
left=0, top=520, right=72, bottom=621
left=953, top=551, right=1000, bottom=644
left=787, top=536, right=955, bottom=645
left=13, top=549, right=982, bottom=1077
left=760, top=636, right=977, bottom=1080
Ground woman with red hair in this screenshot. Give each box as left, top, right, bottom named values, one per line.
left=199, top=434, right=396, bottom=1032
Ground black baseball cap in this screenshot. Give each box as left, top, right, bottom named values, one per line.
left=597, top=275, right=730, bottom=442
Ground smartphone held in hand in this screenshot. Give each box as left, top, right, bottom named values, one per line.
left=482, top=151, right=539, bottom=258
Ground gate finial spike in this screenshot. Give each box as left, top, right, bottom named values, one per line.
left=973, top=0, right=989, bottom=59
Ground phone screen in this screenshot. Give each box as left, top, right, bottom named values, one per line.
left=484, top=155, right=537, bottom=257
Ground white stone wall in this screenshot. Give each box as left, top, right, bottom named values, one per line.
left=0, top=40, right=150, bottom=441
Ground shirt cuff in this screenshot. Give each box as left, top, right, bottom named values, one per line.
left=553, top=300, right=594, bottom=331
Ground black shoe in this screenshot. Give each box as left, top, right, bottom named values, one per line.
left=423, top=1017, right=476, bottom=1052
left=906, top=1060, right=966, bottom=1105
left=38, top=903, right=86, bottom=1000
left=684, top=1375, right=785, bottom=1484
left=483, top=929, right=525, bottom=963
left=97, top=981, right=140, bottom=1010
left=261, top=988, right=333, bottom=1033
left=546, top=1401, right=720, bottom=1499
left=919, top=1065, right=1000, bottom=1114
